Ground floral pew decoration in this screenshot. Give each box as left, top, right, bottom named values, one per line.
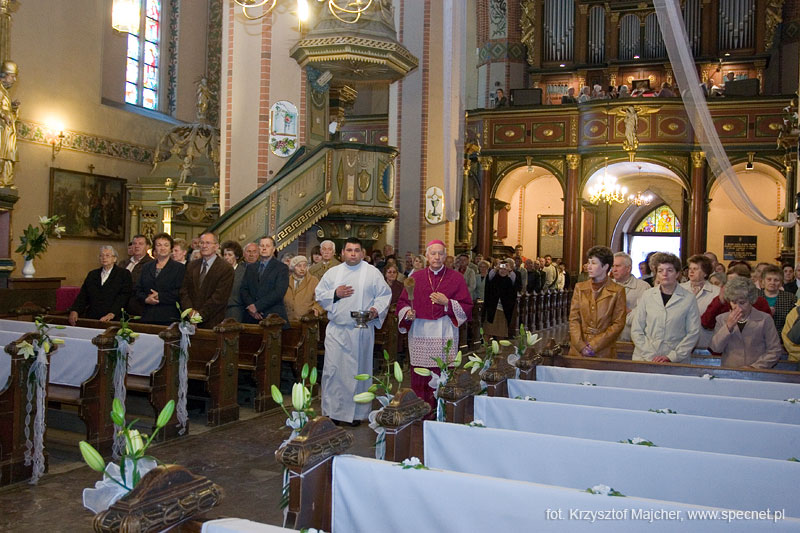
left=506, top=325, right=542, bottom=377
left=80, top=398, right=175, bottom=513
left=270, top=363, right=317, bottom=517
left=15, top=316, right=65, bottom=484
left=413, top=339, right=467, bottom=421
left=176, top=304, right=203, bottom=435
left=111, top=310, right=140, bottom=459
left=352, top=350, right=405, bottom=460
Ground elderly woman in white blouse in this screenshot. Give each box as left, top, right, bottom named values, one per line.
left=710, top=277, right=781, bottom=368
left=680, top=254, right=719, bottom=350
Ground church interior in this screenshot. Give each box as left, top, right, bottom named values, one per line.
left=1, top=0, right=800, bottom=531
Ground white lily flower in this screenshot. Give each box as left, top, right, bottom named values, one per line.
left=631, top=437, right=646, bottom=445
left=39, top=215, right=49, bottom=224
left=291, top=383, right=305, bottom=411
left=590, top=484, right=612, bottom=496
left=16, top=340, right=35, bottom=360
left=491, top=340, right=499, bottom=354
left=401, top=457, right=421, bottom=467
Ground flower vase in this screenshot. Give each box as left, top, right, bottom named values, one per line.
left=21, top=258, right=35, bottom=278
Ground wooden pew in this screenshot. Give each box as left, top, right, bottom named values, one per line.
left=43, top=316, right=183, bottom=441
left=46, top=328, right=116, bottom=456
left=282, top=314, right=320, bottom=380
left=1, top=332, right=53, bottom=486
left=187, top=318, right=244, bottom=426
left=373, top=305, right=398, bottom=364
left=238, top=314, right=284, bottom=412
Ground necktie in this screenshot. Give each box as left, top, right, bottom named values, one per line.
left=199, top=260, right=208, bottom=286
left=259, top=261, right=267, bottom=279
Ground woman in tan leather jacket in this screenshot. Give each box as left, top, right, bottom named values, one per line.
left=569, top=246, right=627, bottom=358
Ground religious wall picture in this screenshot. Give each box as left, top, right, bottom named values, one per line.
left=537, top=215, right=563, bottom=258
left=269, top=100, right=299, bottom=157
left=48, top=168, right=127, bottom=240
left=425, top=186, right=445, bottom=224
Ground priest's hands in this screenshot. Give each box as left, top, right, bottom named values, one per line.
left=335, top=285, right=354, bottom=299
left=430, top=292, right=448, bottom=305
left=652, top=355, right=671, bottom=363
left=405, top=309, right=416, bottom=321
left=369, top=307, right=378, bottom=320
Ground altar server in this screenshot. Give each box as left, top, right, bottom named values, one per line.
left=315, top=237, right=392, bottom=426
left=397, top=240, right=473, bottom=409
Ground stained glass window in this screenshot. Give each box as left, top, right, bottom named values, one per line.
left=124, top=0, right=160, bottom=110
left=634, top=205, right=682, bottom=233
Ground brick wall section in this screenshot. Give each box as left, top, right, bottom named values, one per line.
left=257, top=15, right=272, bottom=187
left=224, top=1, right=234, bottom=210
left=418, top=0, right=432, bottom=251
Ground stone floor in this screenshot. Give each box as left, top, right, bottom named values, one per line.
left=0, top=400, right=377, bottom=532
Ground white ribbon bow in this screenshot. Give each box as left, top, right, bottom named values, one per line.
left=24, top=345, right=48, bottom=484
left=112, top=337, right=132, bottom=459
left=177, top=322, right=196, bottom=435
left=82, top=457, right=157, bottom=514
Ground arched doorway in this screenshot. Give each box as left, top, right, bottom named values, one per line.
left=707, top=162, right=786, bottom=265
left=494, top=166, right=564, bottom=259
left=586, top=160, right=686, bottom=264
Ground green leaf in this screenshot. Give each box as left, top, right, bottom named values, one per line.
left=383, top=350, right=390, bottom=361
left=301, top=363, right=309, bottom=380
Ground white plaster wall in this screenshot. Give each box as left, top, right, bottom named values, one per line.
left=227, top=13, right=263, bottom=205
left=9, top=0, right=207, bottom=283
left=707, top=169, right=784, bottom=265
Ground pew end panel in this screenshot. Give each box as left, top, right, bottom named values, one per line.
left=373, top=305, right=398, bottom=367
left=239, top=315, right=284, bottom=413
left=377, top=389, right=431, bottom=463
left=281, top=314, right=319, bottom=383
left=275, top=416, right=354, bottom=532
left=188, top=319, right=244, bottom=427
left=439, top=369, right=481, bottom=424
left=0, top=333, right=52, bottom=486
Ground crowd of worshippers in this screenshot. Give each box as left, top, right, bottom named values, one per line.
left=570, top=247, right=800, bottom=370
left=67, top=232, right=800, bottom=373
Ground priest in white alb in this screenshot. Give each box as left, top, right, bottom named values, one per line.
left=315, top=237, right=392, bottom=426
left=397, top=240, right=473, bottom=408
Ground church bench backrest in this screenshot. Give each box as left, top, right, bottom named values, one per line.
left=474, top=395, right=800, bottom=460
left=538, top=362, right=800, bottom=398
left=239, top=315, right=283, bottom=413
left=423, top=420, right=800, bottom=517
left=507, top=379, right=800, bottom=425
left=331, top=454, right=799, bottom=532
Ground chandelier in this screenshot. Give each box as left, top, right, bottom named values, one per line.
left=233, top=0, right=374, bottom=23
left=588, top=158, right=627, bottom=205
left=626, top=166, right=653, bottom=206
left=628, top=191, right=654, bottom=206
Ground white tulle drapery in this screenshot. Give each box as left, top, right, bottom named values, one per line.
left=653, top=0, right=796, bottom=228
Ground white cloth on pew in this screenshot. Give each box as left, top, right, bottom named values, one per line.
left=47, top=337, right=97, bottom=387
left=474, top=396, right=800, bottom=460
left=331, top=454, right=798, bottom=532
left=201, top=518, right=298, bottom=533
left=536, top=365, right=800, bottom=400
left=507, top=379, right=800, bottom=425
left=423, top=421, right=800, bottom=517
left=0, top=320, right=163, bottom=377
left=0, top=329, right=21, bottom=388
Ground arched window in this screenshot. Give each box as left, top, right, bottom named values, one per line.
left=125, top=0, right=161, bottom=110
left=635, top=204, right=681, bottom=233
left=628, top=204, right=682, bottom=268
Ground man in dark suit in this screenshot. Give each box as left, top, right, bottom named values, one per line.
left=180, top=232, right=234, bottom=328
left=120, top=234, right=153, bottom=316
left=69, top=245, right=132, bottom=325
left=240, top=235, right=289, bottom=324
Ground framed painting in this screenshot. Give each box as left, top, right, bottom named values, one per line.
left=48, top=168, right=127, bottom=240
left=537, top=214, right=563, bottom=258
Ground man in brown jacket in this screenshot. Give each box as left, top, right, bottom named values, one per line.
left=180, top=232, right=234, bottom=328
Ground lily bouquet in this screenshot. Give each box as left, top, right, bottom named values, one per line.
left=80, top=398, right=175, bottom=513
left=413, top=339, right=464, bottom=421
left=506, top=324, right=541, bottom=367
left=176, top=304, right=203, bottom=435
left=271, top=363, right=317, bottom=512
left=15, top=215, right=65, bottom=260
left=110, top=310, right=140, bottom=458
left=463, top=333, right=512, bottom=376
left=353, top=350, right=405, bottom=460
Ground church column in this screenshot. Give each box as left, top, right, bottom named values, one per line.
left=689, top=151, right=707, bottom=256
left=575, top=4, right=588, bottom=65
left=478, top=156, right=494, bottom=257
left=783, top=157, right=795, bottom=256
left=607, top=11, right=619, bottom=62
left=564, top=154, right=580, bottom=274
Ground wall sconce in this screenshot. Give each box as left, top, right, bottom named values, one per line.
left=45, top=120, right=65, bottom=161
left=745, top=152, right=755, bottom=171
